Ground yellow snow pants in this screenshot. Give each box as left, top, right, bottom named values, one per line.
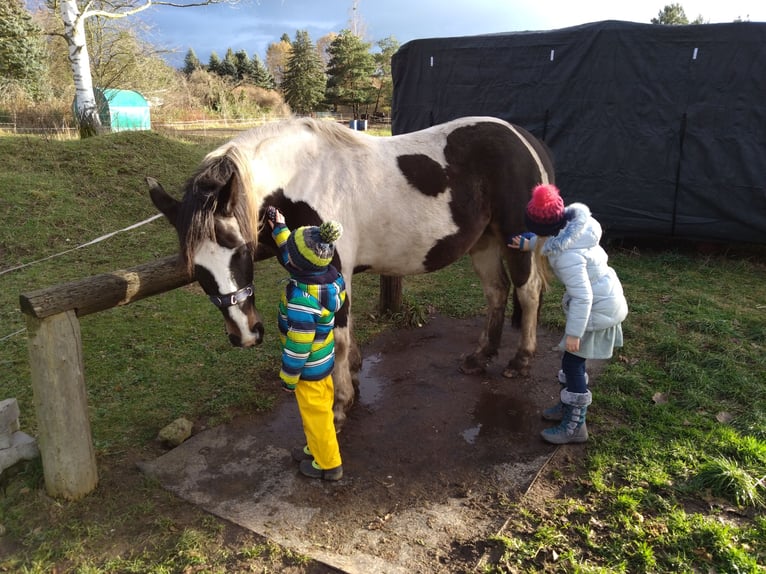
left=295, top=374, right=341, bottom=470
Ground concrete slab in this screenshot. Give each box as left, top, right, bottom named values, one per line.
left=139, top=316, right=579, bottom=573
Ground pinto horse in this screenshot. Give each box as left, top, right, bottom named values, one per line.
left=148, top=116, right=553, bottom=429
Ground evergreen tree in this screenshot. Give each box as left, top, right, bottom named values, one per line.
left=208, top=51, right=222, bottom=75
left=325, top=29, right=375, bottom=118
left=219, top=47, right=238, bottom=78
left=183, top=48, right=202, bottom=75
left=233, top=49, right=254, bottom=80
left=282, top=29, right=326, bottom=115
left=0, top=0, right=49, bottom=101
left=251, top=53, right=276, bottom=90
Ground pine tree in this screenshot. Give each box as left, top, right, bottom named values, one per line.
left=183, top=48, right=202, bottom=75
left=208, top=52, right=221, bottom=75
left=0, top=0, right=49, bottom=101
left=251, top=53, right=276, bottom=90
left=282, top=30, right=326, bottom=115
left=218, top=47, right=238, bottom=79
left=325, top=29, right=375, bottom=118
left=233, top=49, right=254, bottom=81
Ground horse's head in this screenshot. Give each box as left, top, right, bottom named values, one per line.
left=147, top=166, right=264, bottom=348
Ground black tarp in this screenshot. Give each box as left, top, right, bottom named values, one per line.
left=391, top=20, right=766, bottom=243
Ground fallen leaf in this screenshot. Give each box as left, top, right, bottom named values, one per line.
left=716, top=411, right=733, bottom=424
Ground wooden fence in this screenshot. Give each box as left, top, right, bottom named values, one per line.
left=19, top=255, right=192, bottom=500
left=19, top=253, right=401, bottom=500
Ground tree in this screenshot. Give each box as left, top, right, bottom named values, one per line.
left=372, top=36, right=399, bottom=116
left=86, top=17, right=172, bottom=94
left=0, top=0, right=50, bottom=101
left=325, top=29, right=375, bottom=119
left=233, top=49, right=254, bottom=81
left=266, top=34, right=291, bottom=88
left=208, top=51, right=221, bottom=75
left=183, top=48, right=202, bottom=75
left=281, top=29, right=326, bottom=115
left=651, top=3, right=705, bottom=24
left=46, top=0, right=240, bottom=138
left=219, top=47, right=237, bottom=78
left=250, top=54, right=276, bottom=90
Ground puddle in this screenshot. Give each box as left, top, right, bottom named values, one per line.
left=358, top=352, right=384, bottom=406
left=461, top=424, right=482, bottom=444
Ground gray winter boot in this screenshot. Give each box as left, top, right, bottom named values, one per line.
left=541, top=389, right=592, bottom=444
left=544, top=371, right=590, bottom=421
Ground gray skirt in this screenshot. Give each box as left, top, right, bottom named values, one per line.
left=558, top=323, right=624, bottom=360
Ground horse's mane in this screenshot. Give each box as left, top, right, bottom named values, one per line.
left=176, top=118, right=367, bottom=274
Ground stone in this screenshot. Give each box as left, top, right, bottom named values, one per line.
left=0, top=399, right=21, bottom=450
left=157, top=417, right=193, bottom=447
left=0, top=432, right=39, bottom=474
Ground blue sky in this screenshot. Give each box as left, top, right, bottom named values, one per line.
left=135, top=0, right=766, bottom=68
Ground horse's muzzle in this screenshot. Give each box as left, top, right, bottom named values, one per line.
left=228, top=323, right=264, bottom=348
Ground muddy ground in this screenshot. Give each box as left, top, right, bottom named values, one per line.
left=141, top=314, right=602, bottom=573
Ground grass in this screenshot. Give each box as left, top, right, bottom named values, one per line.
left=1, top=130, right=765, bottom=572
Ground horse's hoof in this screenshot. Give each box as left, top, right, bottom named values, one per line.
left=503, top=362, right=530, bottom=378
left=459, top=355, right=487, bottom=375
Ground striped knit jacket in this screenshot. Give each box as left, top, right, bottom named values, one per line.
left=272, top=223, right=346, bottom=389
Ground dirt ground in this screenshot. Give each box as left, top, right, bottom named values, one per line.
left=139, top=315, right=602, bottom=573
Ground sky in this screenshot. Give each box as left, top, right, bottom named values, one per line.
left=134, top=0, right=766, bottom=68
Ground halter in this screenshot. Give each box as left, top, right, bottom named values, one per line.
left=208, top=283, right=254, bottom=309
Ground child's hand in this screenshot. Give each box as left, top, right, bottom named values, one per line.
left=565, top=335, right=580, bottom=353
left=266, top=206, right=285, bottom=227
left=507, top=232, right=536, bottom=251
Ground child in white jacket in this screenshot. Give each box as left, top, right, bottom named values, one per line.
left=509, top=184, right=628, bottom=444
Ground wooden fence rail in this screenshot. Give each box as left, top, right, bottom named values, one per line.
left=19, top=255, right=192, bottom=500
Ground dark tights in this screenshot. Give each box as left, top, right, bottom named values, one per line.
left=561, top=351, right=588, bottom=394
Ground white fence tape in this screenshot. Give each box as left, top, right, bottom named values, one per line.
left=0, top=213, right=163, bottom=278
left=0, top=212, right=164, bottom=342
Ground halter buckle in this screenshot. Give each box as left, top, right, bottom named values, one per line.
left=209, top=283, right=254, bottom=309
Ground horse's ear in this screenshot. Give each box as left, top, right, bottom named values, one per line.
left=215, top=172, right=239, bottom=217
left=147, top=177, right=179, bottom=226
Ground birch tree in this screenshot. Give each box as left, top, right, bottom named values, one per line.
left=49, top=0, right=240, bottom=137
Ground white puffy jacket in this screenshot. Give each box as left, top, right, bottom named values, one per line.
left=541, top=203, right=629, bottom=339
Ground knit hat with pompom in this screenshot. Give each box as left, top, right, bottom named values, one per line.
left=524, top=184, right=566, bottom=236
left=286, top=221, right=343, bottom=272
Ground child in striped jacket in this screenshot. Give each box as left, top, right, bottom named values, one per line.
left=267, top=207, right=346, bottom=480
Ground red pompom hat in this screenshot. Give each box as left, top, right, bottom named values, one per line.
left=524, top=184, right=567, bottom=236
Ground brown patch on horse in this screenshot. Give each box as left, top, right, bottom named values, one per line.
left=396, top=154, right=448, bottom=197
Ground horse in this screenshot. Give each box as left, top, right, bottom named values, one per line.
left=147, top=116, right=554, bottom=430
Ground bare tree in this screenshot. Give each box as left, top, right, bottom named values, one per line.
left=48, top=0, right=240, bottom=137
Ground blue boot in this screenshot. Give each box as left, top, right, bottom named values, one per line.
left=541, top=389, right=592, bottom=444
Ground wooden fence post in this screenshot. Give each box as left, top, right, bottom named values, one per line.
left=19, top=254, right=192, bottom=499
left=25, top=310, right=97, bottom=500
left=379, top=276, right=403, bottom=314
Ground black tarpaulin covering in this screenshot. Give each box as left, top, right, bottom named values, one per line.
left=391, top=20, right=766, bottom=243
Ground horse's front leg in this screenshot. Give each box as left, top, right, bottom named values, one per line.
left=460, top=238, right=509, bottom=374
left=332, top=322, right=356, bottom=431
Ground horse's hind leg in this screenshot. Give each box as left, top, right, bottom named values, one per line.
left=503, top=250, right=543, bottom=377
left=460, top=236, right=510, bottom=375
